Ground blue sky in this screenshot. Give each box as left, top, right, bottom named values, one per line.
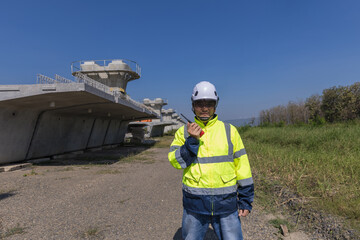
left=1, top=0, right=359, bottom=120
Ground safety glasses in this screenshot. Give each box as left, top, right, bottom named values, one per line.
left=193, top=100, right=216, bottom=108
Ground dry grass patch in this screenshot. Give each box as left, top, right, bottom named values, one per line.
left=78, top=226, right=104, bottom=239
left=23, top=169, right=39, bottom=177
left=96, top=169, right=122, bottom=175
left=1, top=224, right=25, bottom=238
left=153, top=136, right=174, bottom=148
left=55, top=166, right=74, bottom=172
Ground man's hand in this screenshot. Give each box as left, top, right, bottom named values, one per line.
left=187, top=122, right=202, bottom=139
left=238, top=209, right=249, bottom=217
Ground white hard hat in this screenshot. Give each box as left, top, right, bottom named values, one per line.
left=191, top=81, right=219, bottom=106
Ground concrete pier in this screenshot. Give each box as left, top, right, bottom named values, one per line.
left=162, top=108, right=176, bottom=133
left=126, top=105, right=186, bottom=142
left=142, top=98, right=175, bottom=137
left=143, top=98, right=167, bottom=121
left=171, top=113, right=186, bottom=130
left=71, top=59, right=140, bottom=94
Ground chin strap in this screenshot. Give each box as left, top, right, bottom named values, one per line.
left=198, top=116, right=210, bottom=121
left=195, top=114, right=215, bottom=123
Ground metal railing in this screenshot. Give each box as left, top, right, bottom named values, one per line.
left=71, top=59, right=141, bottom=78
left=129, top=96, right=158, bottom=115
left=36, top=73, right=158, bottom=117
left=37, top=74, right=75, bottom=84
left=73, top=73, right=156, bottom=114
left=74, top=72, right=112, bottom=94
left=37, top=74, right=57, bottom=84
left=54, top=74, right=74, bottom=83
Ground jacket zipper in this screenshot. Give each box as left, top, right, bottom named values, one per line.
left=206, top=126, right=214, bottom=216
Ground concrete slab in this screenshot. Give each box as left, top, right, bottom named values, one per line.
left=2, top=163, right=32, bottom=172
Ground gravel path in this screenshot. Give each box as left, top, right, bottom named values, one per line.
left=0, top=141, right=311, bottom=240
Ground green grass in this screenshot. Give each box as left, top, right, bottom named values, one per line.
left=86, top=227, right=98, bottom=236
left=269, top=218, right=293, bottom=234
left=1, top=224, right=25, bottom=238
left=153, top=135, right=174, bottom=148
left=81, top=226, right=101, bottom=238
left=118, top=198, right=131, bottom=204
left=164, top=129, right=177, bottom=136
left=240, top=122, right=360, bottom=230
left=23, top=169, right=39, bottom=177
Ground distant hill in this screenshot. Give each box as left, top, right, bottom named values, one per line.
left=223, top=117, right=260, bottom=127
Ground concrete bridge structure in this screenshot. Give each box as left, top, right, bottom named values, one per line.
left=0, top=59, right=158, bottom=164
left=126, top=98, right=190, bottom=142
left=126, top=105, right=187, bottom=143
left=142, top=98, right=174, bottom=137
left=170, top=112, right=187, bottom=131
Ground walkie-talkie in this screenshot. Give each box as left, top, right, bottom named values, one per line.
left=180, top=114, right=205, bottom=137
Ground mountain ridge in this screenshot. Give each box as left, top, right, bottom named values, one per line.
left=223, top=117, right=260, bottom=127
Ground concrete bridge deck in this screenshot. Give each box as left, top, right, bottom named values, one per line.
left=0, top=83, right=158, bottom=164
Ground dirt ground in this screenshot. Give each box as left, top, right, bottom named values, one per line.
left=0, top=137, right=312, bottom=240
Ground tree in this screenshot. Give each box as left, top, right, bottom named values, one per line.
left=349, top=82, right=360, bottom=118
left=305, top=94, right=323, bottom=120
left=339, top=86, right=357, bottom=120
left=260, top=110, right=270, bottom=125
left=321, top=86, right=343, bottom=122
left=287, top=101, right=308, bottom=124
left=259, top=81, right=360, bottom=125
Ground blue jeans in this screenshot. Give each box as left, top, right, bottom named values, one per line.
left=182, top=209, right=243, bottom=240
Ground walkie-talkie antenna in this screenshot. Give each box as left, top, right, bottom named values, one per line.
left=180, top=113, right=205, bottom=137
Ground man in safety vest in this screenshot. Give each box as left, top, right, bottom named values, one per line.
left=168, top=81, right=254, bottom=240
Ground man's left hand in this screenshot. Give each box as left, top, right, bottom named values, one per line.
left=238, top=209, right=249, bottom=217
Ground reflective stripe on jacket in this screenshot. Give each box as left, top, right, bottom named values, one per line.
left=168, top=115, right=254, bottom=215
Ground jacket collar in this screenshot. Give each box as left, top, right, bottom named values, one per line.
left=194, top=114, right=218, bottom=128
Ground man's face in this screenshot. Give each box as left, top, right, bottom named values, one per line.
left=193, top=100, right=216, bottom=120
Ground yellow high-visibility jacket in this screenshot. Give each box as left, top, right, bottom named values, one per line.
left=168, top=115, right=254, bottom=215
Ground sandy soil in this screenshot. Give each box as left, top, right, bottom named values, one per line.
left=0, top=138, right=312, bottom=240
